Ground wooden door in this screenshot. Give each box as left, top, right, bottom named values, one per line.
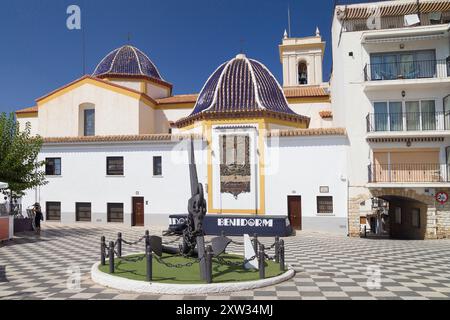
left=288, top=196, right=302, bottom=230
left=132, top=197, right=144, bottom=227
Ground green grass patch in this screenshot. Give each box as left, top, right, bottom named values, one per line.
left=98, top=253, right=284, bottom=284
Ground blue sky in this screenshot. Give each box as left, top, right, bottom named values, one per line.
left=0, top=0, right=341, bottom=113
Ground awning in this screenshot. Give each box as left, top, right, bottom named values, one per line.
left=362, top=33, right=447, bottom=44
left=338, top=0, right=450, bottom=20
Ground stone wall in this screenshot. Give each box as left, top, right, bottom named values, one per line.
left=348, top=187, right=450, bottom=239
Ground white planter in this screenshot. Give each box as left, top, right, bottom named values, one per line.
left=91, top=262, right=295, bottom=295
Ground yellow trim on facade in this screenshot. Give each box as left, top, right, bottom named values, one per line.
left=204, top=118, right=266, bottom=215
left=16, top=112, right=38, bottom=118
left=263, top=117, right=308, bottom=129
left=287, top=96, right=331, bottom=104
left=37, top=78, right=156, bottom=108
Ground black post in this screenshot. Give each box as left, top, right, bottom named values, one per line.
left=279, top=240, right=285, bottom=271
left=117, top=232, right=122, bottom=258
left=253, top=234, right=258, bottom=256
left=145, top=230, right=150, bottom=251
left=146, top=244, right=152, bottom=282
left=274, top=236, right=280, bottom=263
left=364, top=225, right=367, bottom=238
left=100, top=236, right=106, bottom=266
left=259, top=244, right=265, bottom=279
left=205, top=245, right=213, bottom=284
left=109, top=241, right=115, bottom=274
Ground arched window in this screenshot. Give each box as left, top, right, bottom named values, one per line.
left=79, top=103, right=95, bottom=136
left=298, top=61, right=308, bottom=85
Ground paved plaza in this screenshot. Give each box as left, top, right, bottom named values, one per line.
left=1, top=223, right=450, bottom=300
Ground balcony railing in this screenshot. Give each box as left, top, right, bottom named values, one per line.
left=368, top=163, right=450, bottom=183
left=366, top=112, right=450, bottom=133
left=364, top=59, right=450, bottom=81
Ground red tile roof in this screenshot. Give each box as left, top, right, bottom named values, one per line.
left=156, top=94, right=199, bottom=105
left=283, top=86, right=329, bottom=98
left=16, top=106, right=38, bottom=114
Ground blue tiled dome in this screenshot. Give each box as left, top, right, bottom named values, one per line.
left=93, top=45, right=163, bottom=80
left=191, top=54, right=295, bottom=116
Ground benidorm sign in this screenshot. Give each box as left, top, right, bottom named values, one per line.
left=169, top=215, right=291, bottom=237
left=217, top=218, right=273, bottom=227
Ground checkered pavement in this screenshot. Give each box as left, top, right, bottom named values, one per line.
left=1, top=223, right=450, bottom=300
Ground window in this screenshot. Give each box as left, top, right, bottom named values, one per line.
left=76, top=202, right=91, bottom=222
left=106, top=157, right=124, bottom=176
left=153, top=156, right=162, bottom=176
left=370, top=50, right=436, bottom=80
left=298, top=62, right=308, bottom=85
left=46, top=202, right=61, bottom=221
left=317, top=196, right=333, bottom=214
left=45, top=158, right=61, bottom=176
left=84, top=109, right=95, bottom=136
left=412, top=208, right=420, bottom=228
left=394, top=207, right=402, bottom=224
left=107, top=203, right=123, bottom=223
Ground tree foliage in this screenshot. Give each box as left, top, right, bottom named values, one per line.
left=0, top=112, right=47, bottom=197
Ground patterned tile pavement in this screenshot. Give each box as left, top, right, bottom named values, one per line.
left=1, top=223, right=450, bottom=300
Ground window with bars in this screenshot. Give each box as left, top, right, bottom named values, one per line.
left=107, top=203, right=123, bottom=223
left=76, top=202, right=91, bottom=222
left=106, top=157, right=124, bottom=176
left=317, top=196, right=333, bottom=214
left=45, top=158, right=61, bottom=176
left=46, top=202, right=61, bottom=221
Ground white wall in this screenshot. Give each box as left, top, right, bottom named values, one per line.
left=289, top=102, right=333, bottom=128
left=17, top=116, right=39, bottom=136
left=265, top=135, right=349, bottom=233
left=22, top=140, right=208, bottom=226
left=38, top=83, right=145, bottom=137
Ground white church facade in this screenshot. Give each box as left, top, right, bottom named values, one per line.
left=16, top=31, right=350, bottom=236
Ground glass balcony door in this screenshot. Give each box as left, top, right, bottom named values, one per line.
left=389, top=102, right=403, bottom=131
left=374, top=102, right=388, bottom=131
left=421, top=100, right=436, bottom=130
left=406, top=101, right=420, bottom=131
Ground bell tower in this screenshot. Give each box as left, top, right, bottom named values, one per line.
left=279, top=27, right=326, bottom=87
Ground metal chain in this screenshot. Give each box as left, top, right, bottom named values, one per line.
left=121, top=236, right=146, bottom=246
left=162, top=235, right=183, bottom=245
left=213, top=255, right=257, bottom=267
left=264, top=253, right=277, bottom=260
left=154, top=255, right=203, bottom=268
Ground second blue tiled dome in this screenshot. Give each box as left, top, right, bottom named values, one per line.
left=93, top=45, right=163, bottom=81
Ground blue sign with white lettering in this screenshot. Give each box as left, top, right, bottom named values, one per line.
left=169, top=215, right=292, bottom=237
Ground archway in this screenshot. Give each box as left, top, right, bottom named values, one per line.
left=367, top=195, right=429, bottom=240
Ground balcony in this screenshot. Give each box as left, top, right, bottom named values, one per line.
left=368, top=163, right=449, bottom=184
left=364, top=59, right=450, bottom=82
left=366, top=111, right=450, bottom=134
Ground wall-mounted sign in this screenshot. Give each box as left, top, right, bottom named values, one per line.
left=435, top=191, right=448, bottom=205
left=320, top=186, right=330, bottom=193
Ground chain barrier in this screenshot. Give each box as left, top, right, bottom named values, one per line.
left=213, top=254, right=257, bottom=267
left=264, top=253, right=277, bottom=261
left=154, top=254, right=203, bottom=269
left=162, top=235, right=183, bottom=245
left=122, top=236, right=146, bottom=246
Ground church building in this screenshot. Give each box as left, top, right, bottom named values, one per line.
left=16, top=30, right=349, bottom=236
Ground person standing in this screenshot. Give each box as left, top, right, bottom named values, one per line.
left=33, top=203, right=43, bottom=235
